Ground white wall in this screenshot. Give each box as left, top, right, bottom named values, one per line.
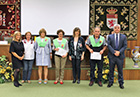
left=21, top=0, right=89, bottom=35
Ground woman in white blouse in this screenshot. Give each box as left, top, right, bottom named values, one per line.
left=22, top=32, right=35, bottom=83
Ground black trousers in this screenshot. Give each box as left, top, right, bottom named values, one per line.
left=72, top=58, right=81, bottom=80
left=90, top=59, right=103, bottom=82
left=109, top=57, right=124, bottom=85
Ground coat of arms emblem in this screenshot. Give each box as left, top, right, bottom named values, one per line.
left=106, top=7, right=118, bottom=29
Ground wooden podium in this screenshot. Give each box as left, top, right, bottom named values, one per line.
left=0, top=44, right=11, bottom=62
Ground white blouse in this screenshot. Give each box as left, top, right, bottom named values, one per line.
left=74, top=41, right=77, bottom=55
left=22, top=39, right=35, bottom=60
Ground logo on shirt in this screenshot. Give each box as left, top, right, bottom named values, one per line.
left=61, top=44, right=64, bottom=48
left=99, top=40, right=102, bottom=43
left=78, top=43, right=82, bottom=47
left=45, top=39, right=48, bottom=42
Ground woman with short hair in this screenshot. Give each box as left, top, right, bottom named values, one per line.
left=53, top=29, right=69, bottom=84
left=22, top=31, right=34, bottom=83
left=34, top=28, right=52, bottom=84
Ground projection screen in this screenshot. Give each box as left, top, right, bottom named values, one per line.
left=21, top=0, right=89, bottom=35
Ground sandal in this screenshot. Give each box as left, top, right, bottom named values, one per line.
left=27, top=80, right=31, bottom=84
left=21, top=80, right=25, bottom=83
left=38, top=79, right=42, bottom=84
left=44, top=79, right=48, bottom=84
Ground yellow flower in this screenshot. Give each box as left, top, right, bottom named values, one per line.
left=6, top=67, right=11, bottom=70
left=95, top=73, right=98, bottom=78
left=105, top=69, right=109, bottom=74
left=6, top=62, right=9, bottom=64
left=9, top=62, right=12, bottom=66
left=95, top=70, right=97, bottom=74
left=4, top=72, right=10, bottom=79
left=103, top=75, right=107, bottom=80
left=0, top=69, right=6, bottom=74
left=102, top=70, right=105, bottom=74
left=106, top=61, right=109, bottom=64
left=11, top=75, right=14, bottom=81
left=114, top=79, right=117, bottom=83
left=114, top=77, right=117, bottom=83
left=104, top=59, right=109, bottom=64
left=11, top=72, right=14, bottom=75
left=0, top=65, right=2, bottom=68
left=104, top=56, right=107, bottom=59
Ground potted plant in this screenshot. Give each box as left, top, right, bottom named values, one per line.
left=87, top=56, right=118, bottom=84
left=0, top=55, right=14, bottom=84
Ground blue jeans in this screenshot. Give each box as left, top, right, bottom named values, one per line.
left=23, top=60, right=34, bottom=81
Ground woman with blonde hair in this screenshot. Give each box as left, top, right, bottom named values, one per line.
left=9, top=31, right=24, bottom=87
left=34, top=28, right=52, bottom=84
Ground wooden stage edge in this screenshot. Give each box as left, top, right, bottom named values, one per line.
left=21, top=69, right=140, bottom=80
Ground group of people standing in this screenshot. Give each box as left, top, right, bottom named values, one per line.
left=9, top=24, right=127, bottom=89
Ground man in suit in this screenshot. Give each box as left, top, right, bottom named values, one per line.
left=107, top=24, right=127, bottom=89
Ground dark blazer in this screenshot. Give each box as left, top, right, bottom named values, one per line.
left=107, top=33, right=127, bottom=59
left=69, top=37, right=86, bottom=59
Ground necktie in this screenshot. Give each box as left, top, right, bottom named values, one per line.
left=115, top=34, right=118, bottom=49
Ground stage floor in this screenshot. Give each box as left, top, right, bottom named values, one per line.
left=0, top=80, right=140, bottom=97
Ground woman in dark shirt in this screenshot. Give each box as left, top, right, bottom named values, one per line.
left=9, top=31, right=24, bottom=87
left=69, top=27, right=86, bottom=84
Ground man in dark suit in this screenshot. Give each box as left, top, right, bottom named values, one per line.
left=107, top=24, right=127, bottom=89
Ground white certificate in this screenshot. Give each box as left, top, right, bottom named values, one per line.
left=90, top=52, right=101, bottom=60
left=55, top=47, right=67, bottom=56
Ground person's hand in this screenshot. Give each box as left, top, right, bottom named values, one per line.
left=100, top=50, right=104, bottom=55
left=69, top=56, right=72, bottom=61
left=19, top=55, right=24, bottom=60
left=21, top=55, right=24, bottom=60
left=81, top=55, right=84, bottom=61
left=18, top=57, right=22, bottom=60
left=55, top=48, right=59, bottom=51
left=62, top=54, right=67, bottom=58
left=114, top=51, right=120, bottom=56
left=89, top=49, right=93, bottom=53
left=50, top=55, right=52, bottom=59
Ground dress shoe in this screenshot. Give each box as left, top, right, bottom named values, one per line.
left=60, top=81, right=64, bottom=85
left=77, top=80, right=80, bottom=84
left=89, top=81, right=94, bottom=86
left=119, top=84, right=124, bottom=89
left=18, top=83, right=22, bottom=86
left=54, top=81, right=58, bottom=84
left=72, top=79, right=76, bottom=83
left=107, top=83, right=113, bottom=88
left=98, top=81, right=103, bottom=87
left=14, top=82, right=19, bottom=87
left=17, top=81, right=22, bottom=86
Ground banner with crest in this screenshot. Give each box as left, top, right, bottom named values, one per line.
left=90, top=0, right=138, bottom=40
